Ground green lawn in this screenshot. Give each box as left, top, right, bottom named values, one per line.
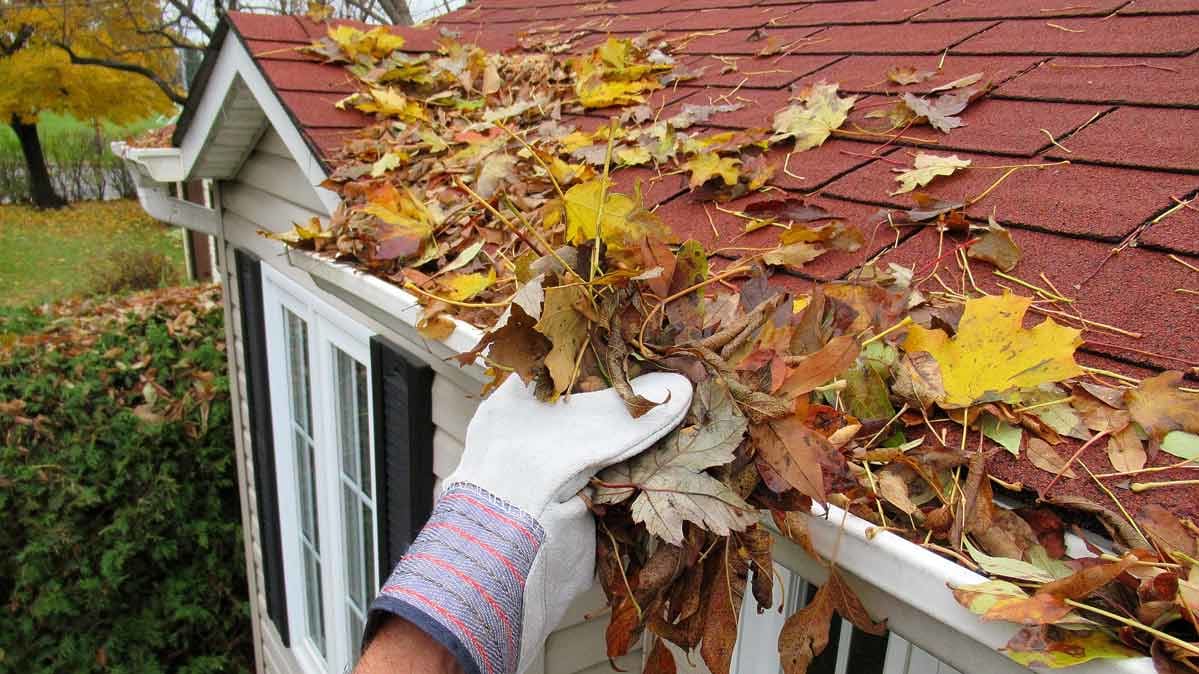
left=0, top=199, right=186, bottom=307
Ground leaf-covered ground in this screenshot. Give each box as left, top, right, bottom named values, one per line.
left=0, top=199, right=185, bottom=307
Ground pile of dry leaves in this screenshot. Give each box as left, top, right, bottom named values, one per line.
left=274, top=19, right=1199, bottom=673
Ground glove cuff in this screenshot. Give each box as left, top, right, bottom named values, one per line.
left=364, top=482, right=545, bottom=674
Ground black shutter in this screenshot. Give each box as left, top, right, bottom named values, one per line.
left=234, top=248, right=290, bottom=646
left=370, top=335, right=435, bottom=586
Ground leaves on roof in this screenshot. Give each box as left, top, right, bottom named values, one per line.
left=265, top=23, right=1199, bottom=673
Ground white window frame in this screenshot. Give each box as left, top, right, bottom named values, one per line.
left=262, top=265, right=378, bottom=674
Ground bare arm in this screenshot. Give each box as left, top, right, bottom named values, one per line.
left=354, top=616, right=465, bottom=674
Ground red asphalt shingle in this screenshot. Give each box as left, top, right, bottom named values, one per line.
left=954, top=15, right=1199, bottom=55
left=844, top=96, right=1109, bottom=157
left=994, top=55, right=1199, bottom=108
left=807, top=54, right=1042, bottom=95
left=1049, top=107, right=1199, bottom=173
left=915, top=0, right=1128, bottom=21
left=823, top=152, right=1199, bottom=241
left=220, top=5, right=1198, bottom=447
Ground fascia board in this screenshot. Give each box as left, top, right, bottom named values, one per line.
left=174, top=32, right=340, bottom=215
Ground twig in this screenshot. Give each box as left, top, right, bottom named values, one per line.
left=403, top=281, right=514, bottom=309
left=861, top=316, right=913, bottom=346
left=602, top=522, right=642, bottom=620
left=1131, top=479, right=1199, bottom=493
left=1168, top=254, right=1199, bottom=275
left=1048, top=61, right=1180, bottom=73
left=1042, top=431, right=1109, bottom=497
left=1080, top=461, right=1146, bottom=547
left=1094, top=459, right=1198, bottom=478
left=1064, top=599, right=1199, bottom=657
left=1081, top=365, right=1140, bottom=385
left=1046, top=22, right=1085, bottom=32
left=1039, top=128, right=1072, bottom=153
left=1012, top=396, right=1073, bottom=413
left=1027, top=305, right=1142, bottom=338
left=1083, top=340, right=1199, bottom=367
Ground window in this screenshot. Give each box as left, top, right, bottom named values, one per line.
left=263, top=268, right=377, bottom=674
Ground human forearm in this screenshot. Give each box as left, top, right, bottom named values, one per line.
left=354, top=615, right=465, bottom=674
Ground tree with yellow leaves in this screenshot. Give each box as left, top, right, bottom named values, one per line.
left=0, top=1, right=178, bottom=208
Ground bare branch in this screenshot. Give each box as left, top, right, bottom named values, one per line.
left=0, top=24, right=35, bottom=56
left=54, top=42, right=188, bottom=105
left=166, top=0, right=215, bottom=38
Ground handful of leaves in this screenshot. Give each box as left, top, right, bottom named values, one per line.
left=276, top=22, right=1199, bottom=673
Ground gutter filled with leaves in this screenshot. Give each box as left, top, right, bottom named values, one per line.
left=266, top=16, right=1199, bottom=673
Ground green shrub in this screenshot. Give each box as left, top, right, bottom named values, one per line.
left=0, top=285, right=250, bottom=674
left=86, top=248, right=183, bottom=297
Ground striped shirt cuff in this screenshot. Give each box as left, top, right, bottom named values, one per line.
left=364, top=482, right=544, bottom=674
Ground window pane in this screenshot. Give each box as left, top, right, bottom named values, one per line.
left=355, top=360, right=370, bottom=495
left=295, top=432, right=315, bottom=543
left=348, top=611, right=364, bottom=662
left=343, top=484, right=364, bottom=611
left=336, top=349, right=358, bottom=486
left=363, top=500, right=375, bottom=598
left=284, top=310, right=312, bottom=434
left=304, top=547, right=326, bottom=657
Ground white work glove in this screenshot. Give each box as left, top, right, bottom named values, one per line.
left=364, top=372, right=693, bottom=674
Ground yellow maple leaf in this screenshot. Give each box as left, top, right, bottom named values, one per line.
left=563, top=179, right=638, bottom=248
left=353, top=88, right=427, bottom=121
left=770, top=83, right=857, bottom=151
left=902, top=292, right=1083, bottom=408
left=361, top=185, right=434, bottom=240
left=891, top=153, right=971, bottom=195
left=682, top=153, right=741, bottom=189
left=444, top=270, right=496, bottom=302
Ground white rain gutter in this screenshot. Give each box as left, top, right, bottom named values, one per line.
left=774, top=503, right=1154, bottom=674
left=285, top=249, right=1156, bottom=674
left=111, top=141, right=221, bottom=236
left=285, top=248, right=486, bottom=379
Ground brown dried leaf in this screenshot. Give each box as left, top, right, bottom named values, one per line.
left=1107, top=424, right=1146, bottom=474
left=1039, top=555, right=1137, bottom=601
left=1125, top=371, right=1199, bottom=444
left=644, top=638, right=677, bottom=674
left=777, top=335, right=861, bottom=399
left=779, top=581, right=835, bottom=674
left=1027, top=437, right=1078, bottom=479
left=701, top=540, right=748, bottom=674
left=749, top=416, right=830, bottom=504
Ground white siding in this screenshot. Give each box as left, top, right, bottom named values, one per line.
left=221, top=125, right=632, bottom=674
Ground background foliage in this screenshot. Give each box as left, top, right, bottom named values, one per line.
left=0, top=285, right=250, bottom=674
left=0, top=114, right=167, bottom=203
left=0, top=199, right=185, bottom=307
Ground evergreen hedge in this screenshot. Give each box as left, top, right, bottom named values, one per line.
left=0, top=286, right=251, bottom=673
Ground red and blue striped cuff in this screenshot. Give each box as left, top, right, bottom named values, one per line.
left=364, top=482, right=544, bottom=674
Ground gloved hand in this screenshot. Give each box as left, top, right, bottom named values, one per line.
left=364, top=372, right=693, bottom=674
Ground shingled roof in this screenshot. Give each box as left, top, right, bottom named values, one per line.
left=217, top=3, right=1198, bottom=518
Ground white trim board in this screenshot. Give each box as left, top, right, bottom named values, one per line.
left=175, top=30, right=340, bottom=213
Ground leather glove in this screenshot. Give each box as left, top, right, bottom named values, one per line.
left=364, top=372, right=693, bottom=674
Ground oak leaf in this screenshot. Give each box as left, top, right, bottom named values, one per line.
left=770, top=83, right=857, bottom=151
left=902, top=292, right=1083, bottom=407
left=891, top=153, right=971, bottom=195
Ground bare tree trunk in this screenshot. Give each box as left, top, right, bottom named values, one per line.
left=11, top=115, right=66, bottom=209
left=375, top=0, right=414, bottom=24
